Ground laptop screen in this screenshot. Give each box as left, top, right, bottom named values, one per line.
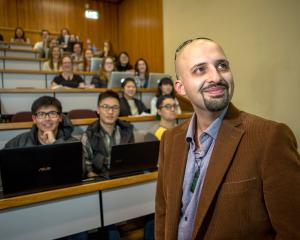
left=107, top=71, right=135, bottom=88
left=0, top=142, right=83, bottom=195
left=109, top=141, right=160, bottom=179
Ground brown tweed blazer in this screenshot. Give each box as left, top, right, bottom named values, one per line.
left=155, top=103, right=300, bottom=239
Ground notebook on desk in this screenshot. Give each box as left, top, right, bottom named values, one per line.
left=0, top=142, right=83, bottom=195
left=108, top=141, right=160, bottom=179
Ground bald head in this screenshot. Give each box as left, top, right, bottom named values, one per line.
left=175, top=38, right=226, bottom=80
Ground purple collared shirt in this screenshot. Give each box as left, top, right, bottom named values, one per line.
left=177, top=108, right=227, bottom=240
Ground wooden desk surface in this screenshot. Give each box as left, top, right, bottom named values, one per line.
left=0, top=47, right=40, bottom=54
left=0, top=41, right=34, bottom=48
left=0, top=87, right=157, bottom=93
left=0, top=171, right=158, bottom=210
left=0, top=69, right=97, bottom=76
left=0, top=56, right=46, bottom=62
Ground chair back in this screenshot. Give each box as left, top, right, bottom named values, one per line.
left=68, top=109, right=97, bottom=119
left=11, top=112, right=33, bottom=122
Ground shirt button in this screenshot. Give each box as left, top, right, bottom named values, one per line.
left=184, top=216, right=188, bottom=221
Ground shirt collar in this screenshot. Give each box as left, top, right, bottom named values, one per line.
left=186, top=106, right=228, bottom=144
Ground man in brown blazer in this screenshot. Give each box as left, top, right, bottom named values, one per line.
left=155, top=38, right=300, bottom=239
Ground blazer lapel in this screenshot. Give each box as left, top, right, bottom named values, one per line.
left=192, top=104, right=245, bottom=239
left=168, top=121, right=190, bottom=232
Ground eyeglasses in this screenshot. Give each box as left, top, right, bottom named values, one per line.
left=160, top=104, right=178, bottom=111
left=105, top=61, right=114, bottom=65
left=35, top=111, right=60, bottom=119
left=99, top=104, right=120, bottom=111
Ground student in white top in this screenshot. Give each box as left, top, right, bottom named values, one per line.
left=43, top=46, right=62, bottom=71
left=150, top=77, right=182, bottom=115
left=33, top=29, right=50, bottom=58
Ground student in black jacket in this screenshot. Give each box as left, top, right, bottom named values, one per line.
left=119, top=78, right=148, bottom=116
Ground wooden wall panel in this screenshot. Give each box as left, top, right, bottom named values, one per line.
left=0, top=0, right=119, bottom=50
left=0, top=0, right=164, bottom=72
left=118, top=0, right=164, bottom=72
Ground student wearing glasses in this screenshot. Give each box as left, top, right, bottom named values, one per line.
left=150, top=77, right=182, bottom=115
left=5, top=96, right=77, bottom=148
left=90, top=56, right=115, bottom=88
left=145, top=95, right=177, bottom=141
left=81, top=90, right=134, bottom=178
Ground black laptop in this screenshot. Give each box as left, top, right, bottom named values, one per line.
left=108, top=141, right=160, bottom=179
left=0, top=142, right=83, bottom=195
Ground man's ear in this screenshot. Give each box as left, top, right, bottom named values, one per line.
left=175, top=79, right=186, bottom=96
left=32, top=115, right=37, bottom=124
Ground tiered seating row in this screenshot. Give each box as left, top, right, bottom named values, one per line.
left=0, top=88, right=157, bottom=115
left=0, top=69, right=95, bottom=88
left=0, top=48, right=40, bottom=59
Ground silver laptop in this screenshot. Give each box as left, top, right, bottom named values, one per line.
left=91, top=57, right=103, bottom=72
left=149, top=73, right=172, bottom=88
left=107, top=71, right=135, bottom=88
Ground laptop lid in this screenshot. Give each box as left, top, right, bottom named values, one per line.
left=107, top=71, right=135, bottom=88
left=108, top=141, right=160, bottom=179
left=149, top=73, right=172, bottom=88
left=0, top=142, right=83, bottom=195
left=91, top=57, right=103, bottom=72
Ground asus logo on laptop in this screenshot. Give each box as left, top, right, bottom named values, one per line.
left=38, top=166, right=52, bottom=172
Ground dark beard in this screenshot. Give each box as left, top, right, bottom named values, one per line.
left=201, top=80, right=230, bottom=112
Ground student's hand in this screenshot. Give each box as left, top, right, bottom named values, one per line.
left=87, top=171, right=98, bottom=178
left=41, top=131, right=56, bottom=144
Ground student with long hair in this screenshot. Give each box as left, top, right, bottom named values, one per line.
left=11, top=27, right=30, bottom=43
left=100, top=40, right=115, bottom=58
left=90, top=56, right=115, bottom=88
left=115, top=52, right=133, bottom=72
left=134, top=58, right=150, bottom=88
left=83, top=49, right=94, bottom=72
left=43, top=46, right=62, bottom=71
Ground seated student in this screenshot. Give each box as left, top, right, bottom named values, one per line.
left=5, top=96, right=77, bottom=148
left=145, top=95, right=177, bottom=141
left=150, top=77, right=182, bottom=115
left=83, top=48, right=94, bottom=72
left=57, top=27, right=70, bottom=50
left=115, top=52, right=133, bottom=72
left=86, top=38, right=97, bottom=53
left=71, top=42, right=84, bottom=71
left=44, top=37, right=59, bottom=58
left=10, top=27, right=30, bottom=44
left=134, top=58, right=150, bottom=88
left=99, top=40, right=115, bottom=58
left=34, top=29, right=50, bottom=58
left=119, top=78, right=148, bottom=116
left=81, top=90, right=134, bottom=178
left=50, top=55, right=85, bottom=89
left=43, top=46, right=62, bottom=71
left=90, top=56, right=115, bottom=88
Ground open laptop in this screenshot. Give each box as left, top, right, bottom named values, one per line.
left=91, top=57, right=103, bottom=72
left=149, top=73, right=172, bottom=88
left=107, top=71, right=135, bottom=88
left=108, top=141, right=160, bottom=179
left=0, top=142, right=83, bottom=195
